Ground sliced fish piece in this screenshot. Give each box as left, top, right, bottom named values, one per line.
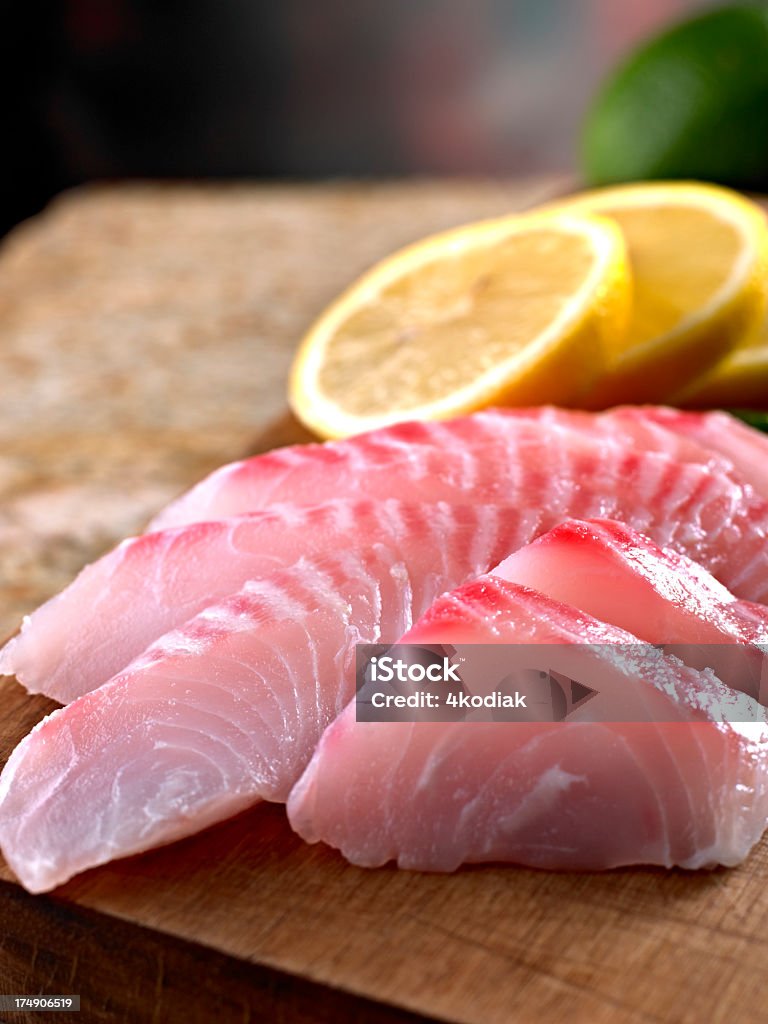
left=148, top=407, right=759, bottom=531
left=148, top=414, right=563, bottom=531
left=288, top=577, right=768, bottom=872
left=515, top=406, right=768, bottom=499
left=4, top=439, right=767, bottom=704
left=0, top=500, right=518, bottom=703
left=494, top=516, right=768, bottom=696
left=0, top=551, right=423, bottom=893
left=3, top=518, right=766, bottom=892
left=628, top=406, right=768, bottom=500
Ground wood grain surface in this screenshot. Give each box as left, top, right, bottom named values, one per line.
left=1, top=177, right=765, bottom=1024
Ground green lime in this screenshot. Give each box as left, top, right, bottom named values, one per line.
left=582, top=4, right=768, bottom=189
left=733, top=409, right=768, bottom=432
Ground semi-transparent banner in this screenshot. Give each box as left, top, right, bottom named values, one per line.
left=354, top=643, right=768, bottom=723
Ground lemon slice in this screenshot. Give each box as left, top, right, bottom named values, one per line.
left=677, top=330, right=768, bottom=409
left=546, top=182, right=768, bottom=406
left=289, top=213, right=630, bottom=439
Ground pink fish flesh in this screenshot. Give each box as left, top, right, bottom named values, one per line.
left=2, top=518, right=766, bottom=891
left=148, top=407, right=766, bottom=532
left=0, top=550, right=430, bottom=892
left=4, top=442, right=768, bottom=704
left=494, top=516, right=768, bottom=693
left=0, top=500, right=537, bottom=703
left=288, top=576, right=768, bottom=872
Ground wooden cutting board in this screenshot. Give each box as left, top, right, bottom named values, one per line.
left=1, top=177, right=766, bottom=1024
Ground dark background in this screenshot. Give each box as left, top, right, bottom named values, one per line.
left=1, top=0, right=712, bottom=237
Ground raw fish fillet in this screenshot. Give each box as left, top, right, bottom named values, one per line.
left=287, top=577, right=768, bottom=872
left=631, top=407, right=768, bottom=500
left=2, top=519, right=765, bottom=891
left=0, top=551, right=429, bottom=893
left=494, top=517, right=768, bottom=694
left=4, top=440, right=768, bottom=704
left=525, top=407, right=768, bottom=501
left=0, top=500, right=520, bottom=704
left=149, top=407, right=763, bottom=531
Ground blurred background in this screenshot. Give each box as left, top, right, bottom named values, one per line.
left=1, top=0, right=717, bottom=237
